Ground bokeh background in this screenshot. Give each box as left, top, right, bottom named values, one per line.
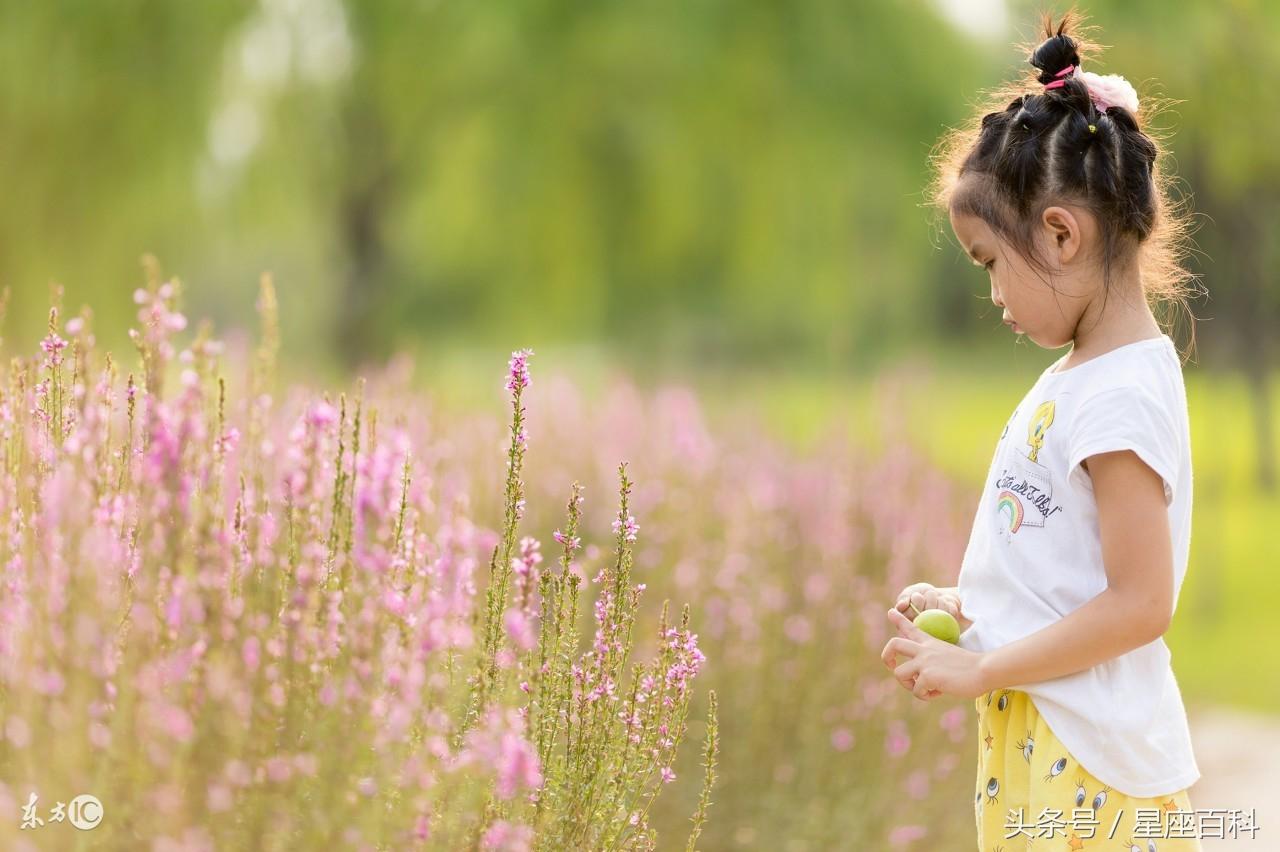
left=2, top=0, right=1277, bottom=847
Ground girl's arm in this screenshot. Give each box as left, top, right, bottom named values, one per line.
left=979, top=449, right=1175, bottom=691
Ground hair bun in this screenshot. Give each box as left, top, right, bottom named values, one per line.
left=1029, top=23, right=1081, bottom=87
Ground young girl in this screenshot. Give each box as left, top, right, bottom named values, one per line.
left=880, top=10, right=1205, bottom=851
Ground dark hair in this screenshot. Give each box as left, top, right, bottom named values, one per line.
left=926, top=7, right=1202, bottom=354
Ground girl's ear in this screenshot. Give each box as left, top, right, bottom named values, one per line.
left=1040, top=205, right=1082, bottom=265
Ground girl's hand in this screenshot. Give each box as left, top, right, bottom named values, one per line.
left=880, top=607, right=989, bottom=701
left=893, top=582, right=972, bottom=631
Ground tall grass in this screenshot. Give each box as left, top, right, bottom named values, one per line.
left=0, top=263, right=991, bottom=850
left=0, top=268, right=717, bottom=850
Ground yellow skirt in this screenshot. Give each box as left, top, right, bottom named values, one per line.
left=974, top=689, right=1203, bottom=851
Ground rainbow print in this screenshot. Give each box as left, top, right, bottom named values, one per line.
left=996, top=490, right=1024, bottom=533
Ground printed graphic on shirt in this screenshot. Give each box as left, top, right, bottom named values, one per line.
left=1025, top=400, right=1055, bottom=463
left=994, top=400, right=1064, bottom=542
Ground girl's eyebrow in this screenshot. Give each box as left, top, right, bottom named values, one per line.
left=965, top=242, right=987, bottom=261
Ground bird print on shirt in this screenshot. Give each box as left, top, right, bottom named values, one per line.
left=994, top=400, right=1064, bottom=541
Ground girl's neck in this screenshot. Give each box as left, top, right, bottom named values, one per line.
left=1059, top=275, right=1163, bottom=369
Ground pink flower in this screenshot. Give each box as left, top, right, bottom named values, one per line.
left=480, top=820, right=532, bottom=851
left=459, top=708, right=543, bottom=801
left=784, top=614, right=813, bottom=644
left=40, top=332, right=68, bottom=368
left=5, top=716, right=31, bottom=749
left=611, top=514, right=639, bottom=543
left=939, top=706, right=967, bottom=741
left=242, top=637, right=261, bottom=673
left=884, top=719, right=910, bottom=757
left=830, top=727, right=854, bottom=752
left=887, top=824, right=927, bottom=846
left=306, top=401, right=339, bottom=430
left=215, top=427, right=241, bottom=455
left=496, top=739, right=542, bottom=800
left=157, top=704, right=195, bottom=743
left=207, top=784, right=233, bottom=813
left=383, top=589, right=408, bottom=617
left=504, top=608, right=537, bottom=651
left=905, top=768, right=931, bottom=799
left=505, top=349, right=534, bottom=394
left=265, top=756, right=293, bottom=783
left=659, top=766, right=676, bottom=783
left=1077, top=69, right=1139, bottom=114
left=224, top=760, right=252, bottom=787
left=553, top=529, right=581, bottom=551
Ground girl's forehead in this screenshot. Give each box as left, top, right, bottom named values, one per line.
left=949, top=209, right=990, bottom=240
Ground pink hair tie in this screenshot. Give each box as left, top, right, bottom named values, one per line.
left=1043, top=64, right=1076, bottom=91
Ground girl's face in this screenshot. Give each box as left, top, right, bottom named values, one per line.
left=948, top=206, right=1095, bottom=350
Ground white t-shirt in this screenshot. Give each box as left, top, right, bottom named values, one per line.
left=956, top=333, right=1200, bottom=798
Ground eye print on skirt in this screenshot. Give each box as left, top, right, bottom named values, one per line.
left=983, top=689, right=1012, bottom=710
left=1073, top=777, right=1110, bottom=811
left=1124, top=840, right=1160, bottom=852
left=1042, top=755, right=1068, bottom=783
left=1014, top=730, right=1033, bottom=762
left=981, top=775, right=999, bottom=806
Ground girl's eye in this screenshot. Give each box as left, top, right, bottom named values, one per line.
left=984, top=260, right=996, bottom=271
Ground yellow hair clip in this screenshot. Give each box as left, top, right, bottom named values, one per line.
left=1088, top=124, right=1097, bottom=133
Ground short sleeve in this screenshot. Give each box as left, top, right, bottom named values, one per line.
left=1067, top=385, right=1180, bottom=507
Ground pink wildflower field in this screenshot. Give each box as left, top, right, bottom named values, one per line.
left=0, top=268, right=977, bottom=849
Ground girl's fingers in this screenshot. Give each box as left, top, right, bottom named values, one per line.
left=893, top=658, right=920, bottom=691
left=897, top=583, right=954, bottom=619
left=881, top=635, right=921, bottom=669
left=896, top=583, right=931, bottom=612
left=912, top=676, right=934, bottom=700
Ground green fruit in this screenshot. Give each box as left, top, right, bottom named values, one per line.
left=913, top=608, right=960, bottom=644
